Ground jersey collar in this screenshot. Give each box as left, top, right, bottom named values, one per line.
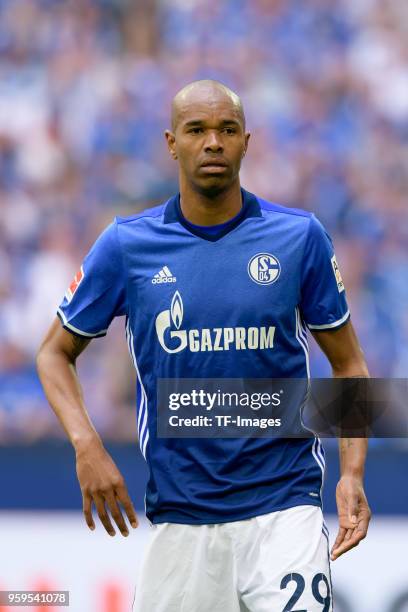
left=163, top=188, right=262, bottom=242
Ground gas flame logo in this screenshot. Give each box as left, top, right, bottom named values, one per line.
left=155, top=291, right=188, bottom=354
left=171, top=291, right=183, bottom=329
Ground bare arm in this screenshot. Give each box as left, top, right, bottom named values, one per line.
left=37, top=318, right=95, bottom=446
left=37, top=318, right=138, bottom=536
left=312, top=320, right=371, bottom=560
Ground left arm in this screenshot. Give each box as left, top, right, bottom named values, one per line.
left=312, top=320, right=371, bottom=561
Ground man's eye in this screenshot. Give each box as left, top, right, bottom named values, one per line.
left=223, top=127, right=236, bottom=134
left=189, top=127, right=203, bottom=134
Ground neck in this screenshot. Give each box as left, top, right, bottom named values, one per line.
left=179, top=176, right=243, bottom=226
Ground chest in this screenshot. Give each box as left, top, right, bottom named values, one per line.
left=122, top=221, right=304, bottom=328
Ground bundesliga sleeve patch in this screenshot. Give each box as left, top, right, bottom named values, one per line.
left=331, top=255, right=345, bottom=293
left=65, top=266, right=84, bottom=302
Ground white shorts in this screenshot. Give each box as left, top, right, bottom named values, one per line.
left=132, top=505, right=332, bottom=612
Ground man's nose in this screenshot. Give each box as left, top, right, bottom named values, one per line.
left=204, top=131, right=223, bottom=152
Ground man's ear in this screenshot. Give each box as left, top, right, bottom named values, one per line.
left=165, top=130, right=178, bottom=160
left=243, top=131, right=251, bottom=157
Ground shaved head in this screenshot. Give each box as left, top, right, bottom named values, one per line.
left=171, top=80, right=245, bottom=132
left=165, top=79, right=250, bottom=199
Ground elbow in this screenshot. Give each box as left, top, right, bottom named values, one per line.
left=36, top=338, right=58, bottom=375
left=36, top=343, right=48, bottom=377
left=332, top=359, right=369, bottom=378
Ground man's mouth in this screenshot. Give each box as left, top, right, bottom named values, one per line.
left=200, top=160, right=228, bottom=172
left=200, top=159, right=228, bottom=167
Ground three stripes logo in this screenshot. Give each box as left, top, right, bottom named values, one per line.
left=152, top=266, right=177, bottom=284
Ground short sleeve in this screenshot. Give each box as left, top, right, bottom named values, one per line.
left=300, top=215, right=350, bottom=331
left=57, top=220, right=127, bottom=338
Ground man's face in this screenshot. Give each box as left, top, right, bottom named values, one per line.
left=166, top=97, right=250, bottom=196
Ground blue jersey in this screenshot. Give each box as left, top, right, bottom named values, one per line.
left=58, top=189, right=349, bottom=524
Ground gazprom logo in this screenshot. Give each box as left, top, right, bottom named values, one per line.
left=155, top=291, right=275, bottom=354
left=248, top=253, right=280, bottom=285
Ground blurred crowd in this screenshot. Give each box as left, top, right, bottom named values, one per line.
left=0, top=0, right=407, bottom=442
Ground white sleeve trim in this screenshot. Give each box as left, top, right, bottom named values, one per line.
left=307, top=310, right=350, bottom=331
left=57, top=308, right=108, bottom=338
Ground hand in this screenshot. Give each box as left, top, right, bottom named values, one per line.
left=331, top=475, right=371, bottom=561
left=75, top=437, right=138, bottom=537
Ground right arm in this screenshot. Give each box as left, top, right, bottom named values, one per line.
left=36, top=318, right=138, bottom=536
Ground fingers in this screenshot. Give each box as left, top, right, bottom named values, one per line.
left=332, top=477, right=371, bottom=561
left=331, top=518, right=369, bottom=561
left=344, top=528, right=354, bottom=541
left=93, top=493, right=116, bottom=536
left=115, top=484, right=138, bottom=529
left=104, top=491, right=129, bottom=537
left=83, top=493, right=95, bottom=531
left=82, top=482, right=138, bottom=537
left=331, top=526, right=346, bottom=556
left=331, top=530, right=360, bottom=560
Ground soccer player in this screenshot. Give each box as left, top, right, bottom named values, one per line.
left=37, top=80, right=371, bottom=611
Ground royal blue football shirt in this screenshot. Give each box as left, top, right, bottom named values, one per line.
left=58, top=189, right=349, bottom=524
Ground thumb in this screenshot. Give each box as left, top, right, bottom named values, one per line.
left=348, top=495, right=359, bottom=524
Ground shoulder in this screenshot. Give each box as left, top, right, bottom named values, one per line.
left=249, top=194, right=333, bottom=254
left=115, top=201, right=168, bottom=226
left=252, top=193, right=315, bottom=239
left=256, top=195, right=312, bottom=221
left=253, top=194, right=329, bottom=239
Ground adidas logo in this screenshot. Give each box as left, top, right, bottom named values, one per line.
left=152, top=266, right=177, bottom=284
